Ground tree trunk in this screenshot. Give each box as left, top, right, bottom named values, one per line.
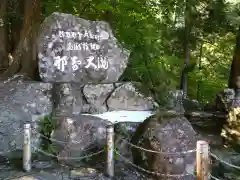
left=8, top=0, right=24, bottom=53
left=228, top=27, right=240, bottom=89
left=3, top=0, right=41, bottom=78
left=197, top=42, right=203, bottom=101
left=181, top=0, right=191, bottom=98
left=0, top=0, right=9, bottom=70
left=19, top=0, right=41, bottom=77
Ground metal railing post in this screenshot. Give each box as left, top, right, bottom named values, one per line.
left=106, top=124, right=114, bottom=178
left=23, top=123, right=31, bottom=172
left=196, top=140, right=209, bottom=180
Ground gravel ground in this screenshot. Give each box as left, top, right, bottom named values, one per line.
left=0, top=159, right=153, bottom=180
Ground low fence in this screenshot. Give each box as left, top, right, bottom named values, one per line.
left=20, top=123, right=240, bottom=180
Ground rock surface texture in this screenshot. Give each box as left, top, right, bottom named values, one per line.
left=0, top=75, right=52, bottom=156
left=52, top=114, right=111, bottom=166
left=131, top=113, right=197, bottom=180
left=38, top=12, right=129, bottom=83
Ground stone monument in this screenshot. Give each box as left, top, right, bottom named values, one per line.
left=38, top=12, right=129, bottom=83
left=37, top=12, right=158, bottom=164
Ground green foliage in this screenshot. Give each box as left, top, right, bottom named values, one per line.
left=39, top=114, right=56, bottom=154
left=38, top=0, right=240, bottom=105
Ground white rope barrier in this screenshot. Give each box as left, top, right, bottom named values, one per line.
left=210, top=152, right=240, bottom=170
left=120, top=137, right=196, bottom=155
left=209, top=174, right=220, bottom=180
left=39, top=131, right=196, bottom=156
left=38, top=132, right=94, bottom=145
left=32, top=145, right=104, bottom=160
left=4, top=124, right=240, bottom=180
left=114, top=149, right=195, bottom=178
left=38, top=133, right=68, bottom=144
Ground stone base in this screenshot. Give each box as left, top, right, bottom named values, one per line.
left=53, top=82, right=158, bottom=115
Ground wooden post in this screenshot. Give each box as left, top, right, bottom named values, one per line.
left=23, top=123, right=31, bottom=172
left=105, top=124, right=114, bottom=178
left=196, top=140, right=209, bottom=180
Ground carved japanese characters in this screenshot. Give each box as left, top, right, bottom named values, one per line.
left=38, top=12, right=129, bottom=83
left=53, top=55, right=108, bottom=72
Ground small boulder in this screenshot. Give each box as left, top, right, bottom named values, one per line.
left=107, top=82, right=158, bottom=111
left=131, top=112, right=197, bottom=180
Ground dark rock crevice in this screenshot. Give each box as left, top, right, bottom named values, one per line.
left=103, top=83, right=117, bottom=111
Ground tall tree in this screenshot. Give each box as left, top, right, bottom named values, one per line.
left=3, top=0, right=41, bottom=78
left=8, top=0, right=24, bottom=52
left=0, top=0, right=9, bottom=70
left=228, top=27, right=240, bottom=89
left=180, top=0, right=192, bottom=98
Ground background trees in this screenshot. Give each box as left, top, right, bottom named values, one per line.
left=1, top=0, right=240, bottom=105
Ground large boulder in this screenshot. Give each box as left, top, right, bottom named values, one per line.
left=0, top=75, right=52, bottom=156
left=38, top=12, right=129, bottom=83
left=131, top=112, right=197, bottom=180
left=51, top=114, right=111, bottom=166
left=215, top=88, right=235, bottom=112
left=53, top=82, right=158, bottom=115
left=107, top=82, right=158, bottom=111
